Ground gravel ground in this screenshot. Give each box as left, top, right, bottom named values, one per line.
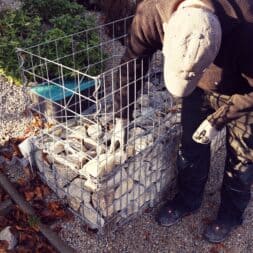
left=1, top=79, right=253, bottom=253
left=58, top=146, right=253, bottom=253
left=0, top=76, right=32, bottom=142
left=2, top=74, right=252, bottom=252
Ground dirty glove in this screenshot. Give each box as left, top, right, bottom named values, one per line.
left=192, top=119, right=219, bottom=144
left=109, top=118, right=128, bottom=153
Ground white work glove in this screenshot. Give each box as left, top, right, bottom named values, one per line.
left=192, top=119, right=219, bottom=144
left=109, top=118, right=128, bottom=153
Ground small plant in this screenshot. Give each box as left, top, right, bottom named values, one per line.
left=0, top=0, right=104, bottom=83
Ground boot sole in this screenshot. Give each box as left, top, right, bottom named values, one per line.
left=203, top=224, right=239, bottom=244
left=158, top=209, right=199, bottom=228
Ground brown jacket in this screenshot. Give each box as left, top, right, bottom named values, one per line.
left=118, top=0, right=253, bottom=129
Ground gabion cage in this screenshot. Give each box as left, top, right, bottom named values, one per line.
left=16, top=16, right=187, bottom=232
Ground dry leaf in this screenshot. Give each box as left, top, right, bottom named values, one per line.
left=41, top=185, right=51, bottom=197
left=16, top=245, right=33, bottom=253
left=24, top=191, right=34, bottom=202
left=19, top=232, right=36, bottom=248
left=209, top=243, right=226, bottom=253
left=202, top=217, right=212, bottom=225
left=34, top=186, right=43, bottom=200
left=23, top=167, right=32, bottom=179
left=44, top=122, right=54, bottom=129
left=17, top=178, right=27, bottom=187
left=0, top=240, right=9, bottom=253
left=35, top=242, right=56, bottom=253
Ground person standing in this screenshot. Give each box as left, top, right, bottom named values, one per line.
left=110, top=0, right=253, bottom=243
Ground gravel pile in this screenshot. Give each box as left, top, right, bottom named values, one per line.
left=2, top=81, right=253, bottom=252
left=0, top=76, right=32, bottom=143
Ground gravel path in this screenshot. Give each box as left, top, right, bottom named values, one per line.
left=1, top=76, right=253, bottom=252
left=0, top=76, right=32, bottom=143
left=58, top=145, right=253, bottom=253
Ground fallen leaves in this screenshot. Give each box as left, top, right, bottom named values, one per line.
left=0, top=117, right=69, bottom=252
left=39, top=201, right=72, bottom=225
left=209, top=243, right=227, bottom=253
left=22, top=114, right=54, bottom=138
left=0, top=185, right=61, bottom=253
left=24, top=191, right=35, bottom=202
left=0, top=240, right=9, bottom=253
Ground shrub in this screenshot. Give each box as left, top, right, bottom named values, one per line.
left=22, top=0, right=83, bottom=23
left=0, top=0, right=103, bottom=83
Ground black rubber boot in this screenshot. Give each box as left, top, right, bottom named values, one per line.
left=157, top=198, right=199, bottom=227
left=203, top=220, right=238, bottom=243
left=157, top=146, right=209, bottom=227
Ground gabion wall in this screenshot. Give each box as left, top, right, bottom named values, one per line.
left=32, top=79, right=181, bottom=230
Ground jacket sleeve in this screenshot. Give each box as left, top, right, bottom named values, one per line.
left=114, top=1, right=163, bottom=119
left=207, top=29, right=253, bottom=130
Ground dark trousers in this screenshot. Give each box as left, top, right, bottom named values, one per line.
left=177, top=88, right=253, bottom=225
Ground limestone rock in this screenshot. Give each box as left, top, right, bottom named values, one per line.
left=129, top=160, right=149, bottom=176
left=114, top=151, right=128, bottom=165
left=113, top=193, right=132, bottom=212
left=84, top=178, right=98, bottom=192
left=53, top=163, right=79, bottom=188
left=48, top=153, right=79, bottom=172
left=79, top=203, right=105, bottom=229
left=51, top=126, right=65, bottom=137
left=67, top=153, right=88, bottom=169
left=0, top=226, right=17, bottom=250
left=44, top=141, right=64, bottom=154
left=132, top=109, right=141, bottom=119
left=106, top=168, right=128, bottom=189
left=68, top=139, right=86, bottom=152
left=128, top=184, right=145, bottom=200
left=145, top=185, right=156, bottom=202
left=133, top=116, right=154, bottom=127
left=120, top=193, right=146, bottom=218
left=114, top=178, right=134, bottom=199
left=92, top=190, right=114, bottom=217
left=129, top=127, right=146, bottom=139
left=144, top=81, right=156, bottom=92
left=34, top=150, right=51, bottom=174
left=36, top=151, right=78, bottom=188
left=132, top=163, right=155, bottom=187
left=134, top=133, right=154, bottom=154
left=69, top=125, right=87, bottom=140
left=79, top=153, right=116, bottom=178
left=140, top=107, right=156, bottom=118
left=126, top=145, right=135, bottom=157
left=87, top=124, right=103, bottom=140
left=98, top=113, right=114, bottom=126
left=136, top=94, right=150, bottom=107
left=65, top=178, right=90, bottom=203
left=68, top=197, right=81, bottom=211
left=83, top=136, right=98, bottom=150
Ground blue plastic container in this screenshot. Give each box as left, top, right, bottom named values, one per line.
left=29, top=79, right=95, bottom=121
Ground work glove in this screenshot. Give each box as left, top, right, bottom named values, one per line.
left=192, top=119, right=219, bottom=144
left=109, top=118, right=128, bottom=153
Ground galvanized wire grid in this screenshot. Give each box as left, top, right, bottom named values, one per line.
left=16, top=15, right=224, bottom=232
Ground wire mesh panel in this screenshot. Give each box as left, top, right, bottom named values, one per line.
left=16, top=16, right=183, bottom=232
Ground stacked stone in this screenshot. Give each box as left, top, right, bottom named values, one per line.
left=33, top=81, right=181, bottom=230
